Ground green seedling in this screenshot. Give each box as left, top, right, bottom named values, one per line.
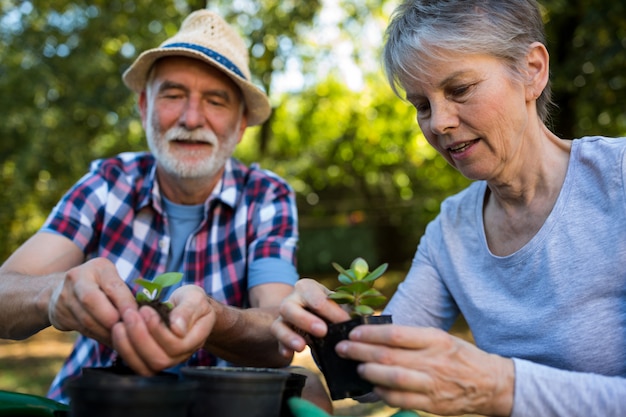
left=134, top=272, right=183, bottom=326
left=328, top=257, right=388, bottom=318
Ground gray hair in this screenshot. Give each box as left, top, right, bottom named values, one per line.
left=383, top=0, right=553, bottom=122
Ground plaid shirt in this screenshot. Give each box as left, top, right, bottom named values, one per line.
left=43, top=152, right=298, bottom=403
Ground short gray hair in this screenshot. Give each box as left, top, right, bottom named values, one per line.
left=383, top=0, right=553, bottom=122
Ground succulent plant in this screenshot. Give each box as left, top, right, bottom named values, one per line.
left=134, top=272, right=183, bottom=327
left=328, top=257, right=388, bottom=318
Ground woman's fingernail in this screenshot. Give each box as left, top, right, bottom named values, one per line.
left=311, top=322, right=325, bottom=334
left=280, top=345, right=292, bottom=357
left=290, top=339, right=301, bottom=350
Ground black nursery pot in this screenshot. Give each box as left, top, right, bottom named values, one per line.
left=280, top=371, right=308, bottom=417
left=309, top=314, right=392, bottom=400
left=181, top=366, right=290, bottom=417
left=66, top=367, right=197, bottom=417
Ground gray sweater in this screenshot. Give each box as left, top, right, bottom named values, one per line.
left=385, top=136, right=626, bottom=416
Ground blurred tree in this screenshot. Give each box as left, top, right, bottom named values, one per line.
left=208, top=0, right=322, bottom=153
left=238, top=73, right=471, bottom=270
left=0, top=0, right=324, bottom=262
left=0, top=0, right=624, bottom=272
left=542, top=0, right=626, bottom=138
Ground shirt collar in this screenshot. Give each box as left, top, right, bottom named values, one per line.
left=138, top=158, right=241, bottom=212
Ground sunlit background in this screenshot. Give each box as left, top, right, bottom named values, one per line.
left=0, top=1, right=625, bottom=413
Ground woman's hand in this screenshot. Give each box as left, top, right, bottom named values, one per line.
left=336, top=324, right=515, bottom=417
left=271, top=278, right=350, bottom=358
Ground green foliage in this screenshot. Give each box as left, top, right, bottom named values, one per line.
left=0, top=0, right=624, bottom=275
left=246, top=75, right=470, bottom=270
left=541, top=0, right=626, bottom=138
left=328, top=257, right=388, bottom=317
left=134, top=272, right=183, bottom=304
left=0, top=0, right=187, bottom=261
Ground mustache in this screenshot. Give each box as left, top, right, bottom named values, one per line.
left=163, top=127, right=219, bottom=145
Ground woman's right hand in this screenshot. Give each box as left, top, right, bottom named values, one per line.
left=270, top=278, right=351, bottom=359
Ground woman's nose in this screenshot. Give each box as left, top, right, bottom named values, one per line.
left=429, top=101, right=459, bottom=135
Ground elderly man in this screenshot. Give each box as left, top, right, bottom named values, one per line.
left=0, top=9, right=314, bottom=406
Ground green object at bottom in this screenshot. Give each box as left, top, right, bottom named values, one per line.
left=0, top=390, right=69, bottom=416
left=287, top=397, right=420, bottom=417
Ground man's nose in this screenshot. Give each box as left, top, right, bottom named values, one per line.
left=179, top=98, right=205, bottom=130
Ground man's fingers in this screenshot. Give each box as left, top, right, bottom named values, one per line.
left=140, top=304, right=212, bottom=358
left=111, top=313, right=153, bottom=375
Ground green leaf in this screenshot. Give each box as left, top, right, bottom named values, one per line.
left=360, top=288, right=384, bottom=297
left=329, top=292, right=355, bottom=304
left=338, top=272, right=354, bottom=285
left=134, top=278, right=162, bottom=293
left=331, top=262, right=356, bottom=281
left=153, top=272, right=183, bottom=287
left=331, top=262, right=350, bottom=276
left=353, top=305, right=375, bottom=316
left=361, top=263, right=389, bottom=282
left=134, top=273, right=182, bottom=302
left=136, top=291, right=152, bottom=303
left=343, top=281, right=371, bottom=293
left=350, top=257, right=369, bottom=280
left=359, top=295, right=387, bottom=307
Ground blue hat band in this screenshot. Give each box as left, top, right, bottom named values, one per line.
left=163, top=42, right=247, bottom=80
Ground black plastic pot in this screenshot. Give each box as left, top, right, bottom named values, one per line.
left=181, top=366, right=290, bottom=417
left=65, top=367, right=196, bottom=417
left=279, top=371, right=308, bottom=417
left=309, top=314, right=392, bottom=400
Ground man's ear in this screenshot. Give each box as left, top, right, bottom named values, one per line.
left=236, top=113, right=248, bottom=144
left=524, top=42, right=550, bottom=102
left=138, top=90, right=148, bottom=128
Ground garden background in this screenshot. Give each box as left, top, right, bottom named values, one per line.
left=1, top=1, right=625, bottom=416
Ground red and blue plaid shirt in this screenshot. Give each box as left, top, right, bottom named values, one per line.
left=42, top=152, right=299, bottom=403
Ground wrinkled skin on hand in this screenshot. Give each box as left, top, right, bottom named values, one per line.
left=48, top=258, right=138, bottom=347
left=271, top=278, right=351, bottom=358
left=111, top=284, right=216, bottom=375
left=335, top=324, right=514, bottom=417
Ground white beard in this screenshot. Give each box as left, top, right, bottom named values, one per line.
left=145, top=112, right=240, bottom=180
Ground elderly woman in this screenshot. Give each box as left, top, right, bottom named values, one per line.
left=271, top=1, right=626, bottom=416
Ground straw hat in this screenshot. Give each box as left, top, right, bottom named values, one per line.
left=122, top=10, right=271, bottom=126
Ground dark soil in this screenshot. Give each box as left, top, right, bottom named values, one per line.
left=138, top=300, right=173, bottom=328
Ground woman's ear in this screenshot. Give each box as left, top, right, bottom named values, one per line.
left=524, top=41, right=550, bottom=101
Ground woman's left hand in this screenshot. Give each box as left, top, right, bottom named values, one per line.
left=335, top=324, right=514, bottom=417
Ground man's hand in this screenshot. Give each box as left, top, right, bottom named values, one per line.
left=111, top=284, right=216, bottom=375
left=48, top=257, right=137, bottom=346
